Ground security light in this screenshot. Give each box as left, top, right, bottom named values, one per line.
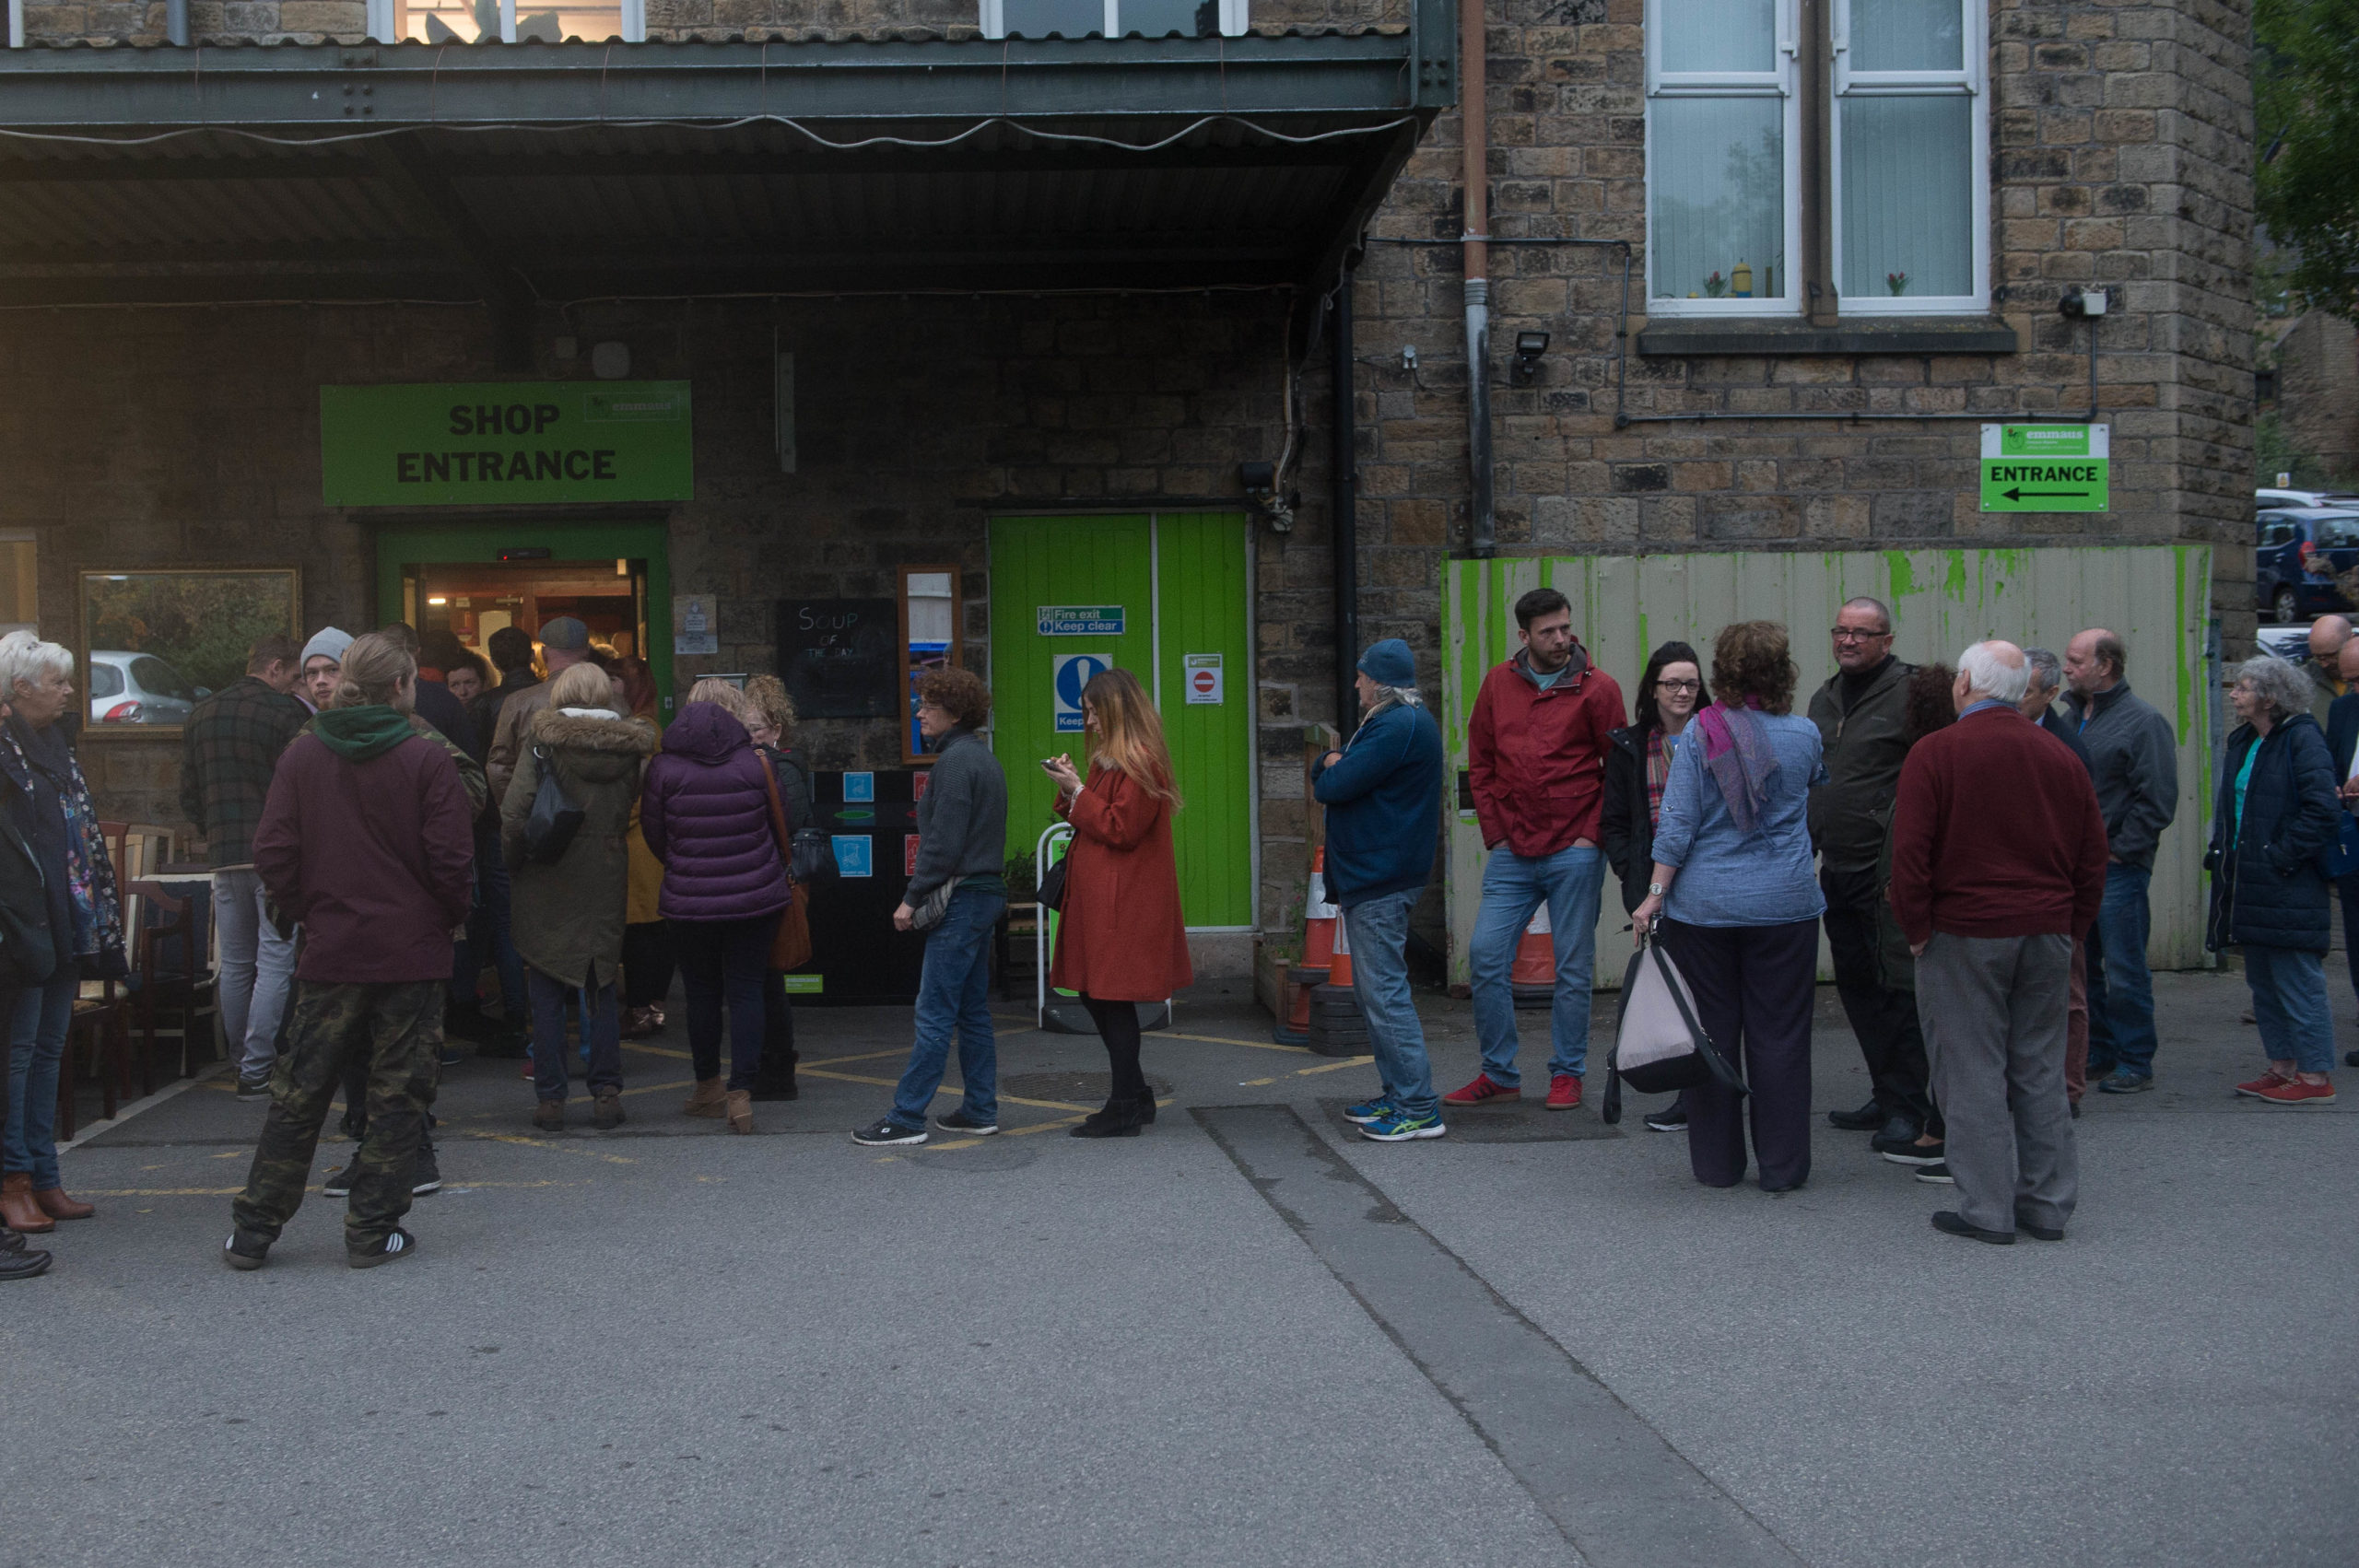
left=1509, top=330, right=1551, bottom=387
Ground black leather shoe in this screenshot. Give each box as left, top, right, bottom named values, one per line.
left=2346, top=1050, right=2359, bottom=1069
left=1931, top=1210, right=2014, bottom=1245
left=0, top=1246, right=52, bottom=1281
left=1827, top=1099, right=1884, bottom=1131
left=0, top=1225, right=25, bottom=1254
left=1869, top=1114, right=1925, bottom=1153
left=1070, top=1100, right=1144, bottom=1139
left=2013, top=1210, right=2065, bottom=1242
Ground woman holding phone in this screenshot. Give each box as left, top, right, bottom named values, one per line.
left=1043, top=667, right=1192, bottom=1138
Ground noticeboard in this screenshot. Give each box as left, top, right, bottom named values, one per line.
left=776, top=598, right=899, bottom=720
left=1979, top=424, right=2109, bottom=512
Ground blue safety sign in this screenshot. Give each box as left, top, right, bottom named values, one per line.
left=1053, top=653, right=1111, bottom=733
left=831, top=835, right=874, bottom=878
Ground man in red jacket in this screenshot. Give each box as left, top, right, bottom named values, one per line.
left=1447, top=587, right=1626, bottom=1111
left=1891, top=641, right=2109, bottom=1246
left=224, top=633, right=475, bottom=1272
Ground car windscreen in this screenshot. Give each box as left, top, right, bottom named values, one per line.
left=88, top=663, right=123, bottom=698
left=128, top=656, right=194, bottom=700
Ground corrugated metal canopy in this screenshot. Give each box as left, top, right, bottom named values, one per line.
left=0, top=33, right=1449, bottom=306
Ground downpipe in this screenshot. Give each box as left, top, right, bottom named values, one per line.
left=1465, top=277, right=1494, bottom=557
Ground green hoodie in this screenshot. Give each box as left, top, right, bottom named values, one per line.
left=312, top=705, right=417, bottom=763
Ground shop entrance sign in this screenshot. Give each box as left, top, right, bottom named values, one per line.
left=321, top=381, right=694, bottom=506
left=1053, top=652, right=1110, bottom=732
left=1979, top=424, right=2108, bottom=511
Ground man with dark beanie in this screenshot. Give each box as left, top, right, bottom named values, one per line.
left=1316, top=639, right=1447, bottom=1142
left=224, top=632, right=475, bottom=1271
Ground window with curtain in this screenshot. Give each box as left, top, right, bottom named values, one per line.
left=1833, top=0, right=1983, bottom=310
left=1644, top=0, right=1797, bottom=313
left=982, top=0, right=1245, bottom=36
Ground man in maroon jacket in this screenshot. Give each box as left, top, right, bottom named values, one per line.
left=1891, top=641, right=2109, bottom=1246
left=224, top=633, right=475, bottom=1272
left=1447, top=586, right=1626, bottom=1111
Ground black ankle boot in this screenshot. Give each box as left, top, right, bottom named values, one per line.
left=1070, top=1097, right=1144, bottom=1139
left=1133, top=1087, right=1157, bottom=1124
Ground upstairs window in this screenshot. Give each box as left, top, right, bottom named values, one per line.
left=982, top=0, right=1247, bottom=38
left=1832, top=0, right=1986, bottom=312
left=370, top=0, right=644, bottom=41
left=1644, top=0, right=1799, bottom=314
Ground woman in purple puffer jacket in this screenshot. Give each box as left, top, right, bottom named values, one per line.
left=640, top=682, right=792, bottom=1133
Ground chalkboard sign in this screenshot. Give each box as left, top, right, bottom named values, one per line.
left=776, top=598, right=898, bottom=719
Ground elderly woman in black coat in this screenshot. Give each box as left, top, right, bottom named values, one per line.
left=2210, top=654, right=2341, bottom=1106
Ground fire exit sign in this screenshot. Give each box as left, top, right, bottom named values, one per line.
left=1979, top=424, right=2109, bottom=512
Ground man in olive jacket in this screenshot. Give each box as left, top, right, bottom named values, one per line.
left=1806, top=596, right=1931, bottom=1150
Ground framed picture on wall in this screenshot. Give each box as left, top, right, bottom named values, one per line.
left=76, top=568, right=303, bottom=736
left=899, top=566, right=961, bottom=765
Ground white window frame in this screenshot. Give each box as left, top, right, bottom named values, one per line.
left=1642, top=0, right=1804, bottom=318
left=1828, top=0, right=1988, bottom=314
left=980, top=0, right=1247, bottom=39
left=367, top=0, right=645, bottom=42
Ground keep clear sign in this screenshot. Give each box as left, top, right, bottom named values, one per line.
left=1054, top=652, right=1111, bottom=731
left=1038, top=605, right=1125, bottom=637
left=1183, top=652, right=1225, bottom=705
left=1980, top=423, right=2109, bottom=512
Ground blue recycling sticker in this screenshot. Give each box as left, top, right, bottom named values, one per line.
left=842, top=771, right=875, bottom=803
left=831, top=835, right=874, bottom=879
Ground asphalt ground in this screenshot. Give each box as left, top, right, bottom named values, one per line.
left=6, top=964, right=2353, bottom=1568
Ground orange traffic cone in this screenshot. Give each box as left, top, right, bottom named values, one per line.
left=1327, top=904, right=1355, bottom=988
left=1509, top=905, right=1555, bottom=1008
left=1302, top=848, right=1338, bottom=970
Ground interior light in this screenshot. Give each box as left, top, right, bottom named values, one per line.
left=427, top=595, right=448, bottom=606
left=616, top=558, right=628, bottom=577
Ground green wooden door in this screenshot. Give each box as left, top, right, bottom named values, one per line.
left=988, top=513, right=1253, bottom=929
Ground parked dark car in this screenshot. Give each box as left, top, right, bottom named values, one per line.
left=2257, top=509, right=2359, bottom=624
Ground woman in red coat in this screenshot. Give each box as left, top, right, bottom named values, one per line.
left=1043, top=666, right=1194, bottom=1138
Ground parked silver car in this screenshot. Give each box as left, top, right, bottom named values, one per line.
left=87, top=649, right=204, bottom=726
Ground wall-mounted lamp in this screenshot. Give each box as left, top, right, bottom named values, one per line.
left=2058, top=287, right=2108, bottom=320
left=1240, top=460, right=1296, bottom=533
left=1509, top=330, right=1551, bottom=387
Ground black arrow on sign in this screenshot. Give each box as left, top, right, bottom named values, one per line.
left=2001, top=487, right=2089, bottom=501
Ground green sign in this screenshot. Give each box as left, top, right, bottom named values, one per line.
left=321, top=381, right=693, bottom=506
left=1980, top=423, right=2108, bottom=512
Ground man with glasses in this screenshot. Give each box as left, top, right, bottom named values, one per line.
left=1808, top=597, right=1934, bottom=1156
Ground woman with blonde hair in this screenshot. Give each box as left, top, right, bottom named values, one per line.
left=739, top=673, right=810, bottom=1102
left=1042, top=666, right=1192, bottom=1138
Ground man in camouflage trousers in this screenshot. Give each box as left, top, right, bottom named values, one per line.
left=225, top=633, right=475, bottom=1271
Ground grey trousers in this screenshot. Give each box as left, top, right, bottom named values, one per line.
left=1917, top=931, right=2078, bottom=1235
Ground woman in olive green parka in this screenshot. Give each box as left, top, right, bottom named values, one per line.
left=501, top=661, right=659, bottom=1130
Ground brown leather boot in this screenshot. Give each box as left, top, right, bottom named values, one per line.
left=34, top=1188, right=94, bottom=1222
left=724, top=1089, right=754, bottom=1135
left=683, top=1076, right=725, bottom=1117
left=1, top=1173, right=54, bottom=1234
left=593, top=1088, right=624, bottom=1130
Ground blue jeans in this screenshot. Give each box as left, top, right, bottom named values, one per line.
left=2243, top=943, right=2337, bottom=1075
left=890, top=887, right=1004, bottom=1129
left=529, top=969, right=621, bottom=1102
left=1344, top=889, right=1437, bottom=1119
left=1470, top=845, right=1605, bottom=1085
left=2083, top=862, right=2157, bottom=1078
left=5, top=972, right=78, bottom=1188
left=453, top=830, right=527, bottom=1020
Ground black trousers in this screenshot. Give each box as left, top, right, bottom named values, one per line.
left=1080, top=994, right=1148, bottom=1102
left=1819, top=869, right=1931, bottom=1126
left=622, top=920, right=675, bottom=1011
left=1658, top=918, right=1818, bottom=1190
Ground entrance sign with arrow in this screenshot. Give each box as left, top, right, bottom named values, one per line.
left=1980, top=423, right=2109, bottom=512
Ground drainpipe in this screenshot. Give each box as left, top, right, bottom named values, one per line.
left=1461, top=0, right=1494, bottom=557
left=166, top=0, right=189, bottom=43
left=1332, top=278, right=1360, bottom=735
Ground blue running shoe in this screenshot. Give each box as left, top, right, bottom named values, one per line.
left=1343, top=1094, right=1396, bottom=1125
left=1358, top=1109, right=1446, bottom=1142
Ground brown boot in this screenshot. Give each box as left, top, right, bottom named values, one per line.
left=725, top=1089, right=754, bottom=1135
left=33, top=1188, right=94, bottom=1222
left=533, top=1099, right=565, bottom=1132
left=593, top=1088, right=625, bottom=1130
left=683, top=1076, right=726, bottom=1117
left=0, top=1174, right=52, bottom=1235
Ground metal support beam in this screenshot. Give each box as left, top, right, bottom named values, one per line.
left=364, top=138, right=534, bottom=370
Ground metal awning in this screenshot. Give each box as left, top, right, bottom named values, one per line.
left=0, top=30, right=1454, bottom=326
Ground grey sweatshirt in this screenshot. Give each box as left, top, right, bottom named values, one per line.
left=908, top=727, right=1009, bottom=902
left=2063, top=681, right=2179, bottom=870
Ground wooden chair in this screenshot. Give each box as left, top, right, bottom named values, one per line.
left=56, top=973, right=131, bottom=1142
left=124, top=878, right=216, bottom=1087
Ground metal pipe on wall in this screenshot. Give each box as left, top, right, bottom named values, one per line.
left=1460, top=0, right=1494, bottom=558
left=166, top=0, right=188, bottom=44
left=1332, top=278, right=1360, bottom=735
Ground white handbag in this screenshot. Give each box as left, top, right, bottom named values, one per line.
left=1601, top=935, right=1747, bottom=1125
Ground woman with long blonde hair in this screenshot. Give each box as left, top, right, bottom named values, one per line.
left=1042, top=666, right=1193, bottom=1137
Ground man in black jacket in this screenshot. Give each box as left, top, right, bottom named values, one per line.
left=1806, top=596, right=1931, bottom=1153
left=2024, top=647, right=2098, bottom=1113
left=0, top=691, right=54, bottom=1281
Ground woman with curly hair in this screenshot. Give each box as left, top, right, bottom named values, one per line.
left=1631, top=621, right=1827, bottom=1191
left=740, top=673, right=811, bottom=1103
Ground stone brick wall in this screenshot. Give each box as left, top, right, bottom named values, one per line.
left=2276, top=309, right=2359, bottom=480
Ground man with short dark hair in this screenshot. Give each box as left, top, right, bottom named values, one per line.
left=2063, top=626, right=2180, bottom=1092
left=1807, top=595, right=1932, bottom=1153
left=180, top=635, right=310, bottom=1098
left=1449, top=586, right=1625, bottom=1112
left=488, top=616, right=590, bottom=802
left=381, top=622, right=476, bottom=756
left=478, top=625, right=540, bottom=734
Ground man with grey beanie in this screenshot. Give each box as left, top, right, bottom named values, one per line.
left=1316, top=638, right=1448, bottom=1141
left=488, top=615, right=591, bottom=803
left=298, top=626, right=353, bottom=713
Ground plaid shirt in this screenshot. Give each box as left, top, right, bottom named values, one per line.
left=179, top=676, right=309, bottom=866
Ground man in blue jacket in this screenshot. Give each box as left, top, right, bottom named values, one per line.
left=1313, top=639, right=1447, bottom=1142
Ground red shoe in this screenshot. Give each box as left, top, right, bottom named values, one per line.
left=2251, top=1077, right=2337, bottom=1106
left=2235, top=1069, right=2296, bottom=1098
left=1545, top=1073, right=1583, bottom=1111
left=1441, top=1073, right=1520, bottom=1106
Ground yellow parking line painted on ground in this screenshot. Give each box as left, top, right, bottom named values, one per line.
left=1294, top=1056, right=1375, bottom=1076
left=450, top=1078, right=696, bottom=1123
left=77, top=1179, right=589, bottom=1198
left=623, top=1042, right=692, bottom=1061
left=799, top=1048, right=927, bottom=1068
left=1158, top=1030, right=1314, bottom=1055
left=797, top=1066, right=1094, bottom=1114
left=477, top=1133, right=638, bottom=1164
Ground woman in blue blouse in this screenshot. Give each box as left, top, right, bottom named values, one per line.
left=1631, top=621, right=1827, bottom=1191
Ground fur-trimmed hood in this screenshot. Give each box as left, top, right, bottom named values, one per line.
left=527, top=708, right=658, bottom=787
